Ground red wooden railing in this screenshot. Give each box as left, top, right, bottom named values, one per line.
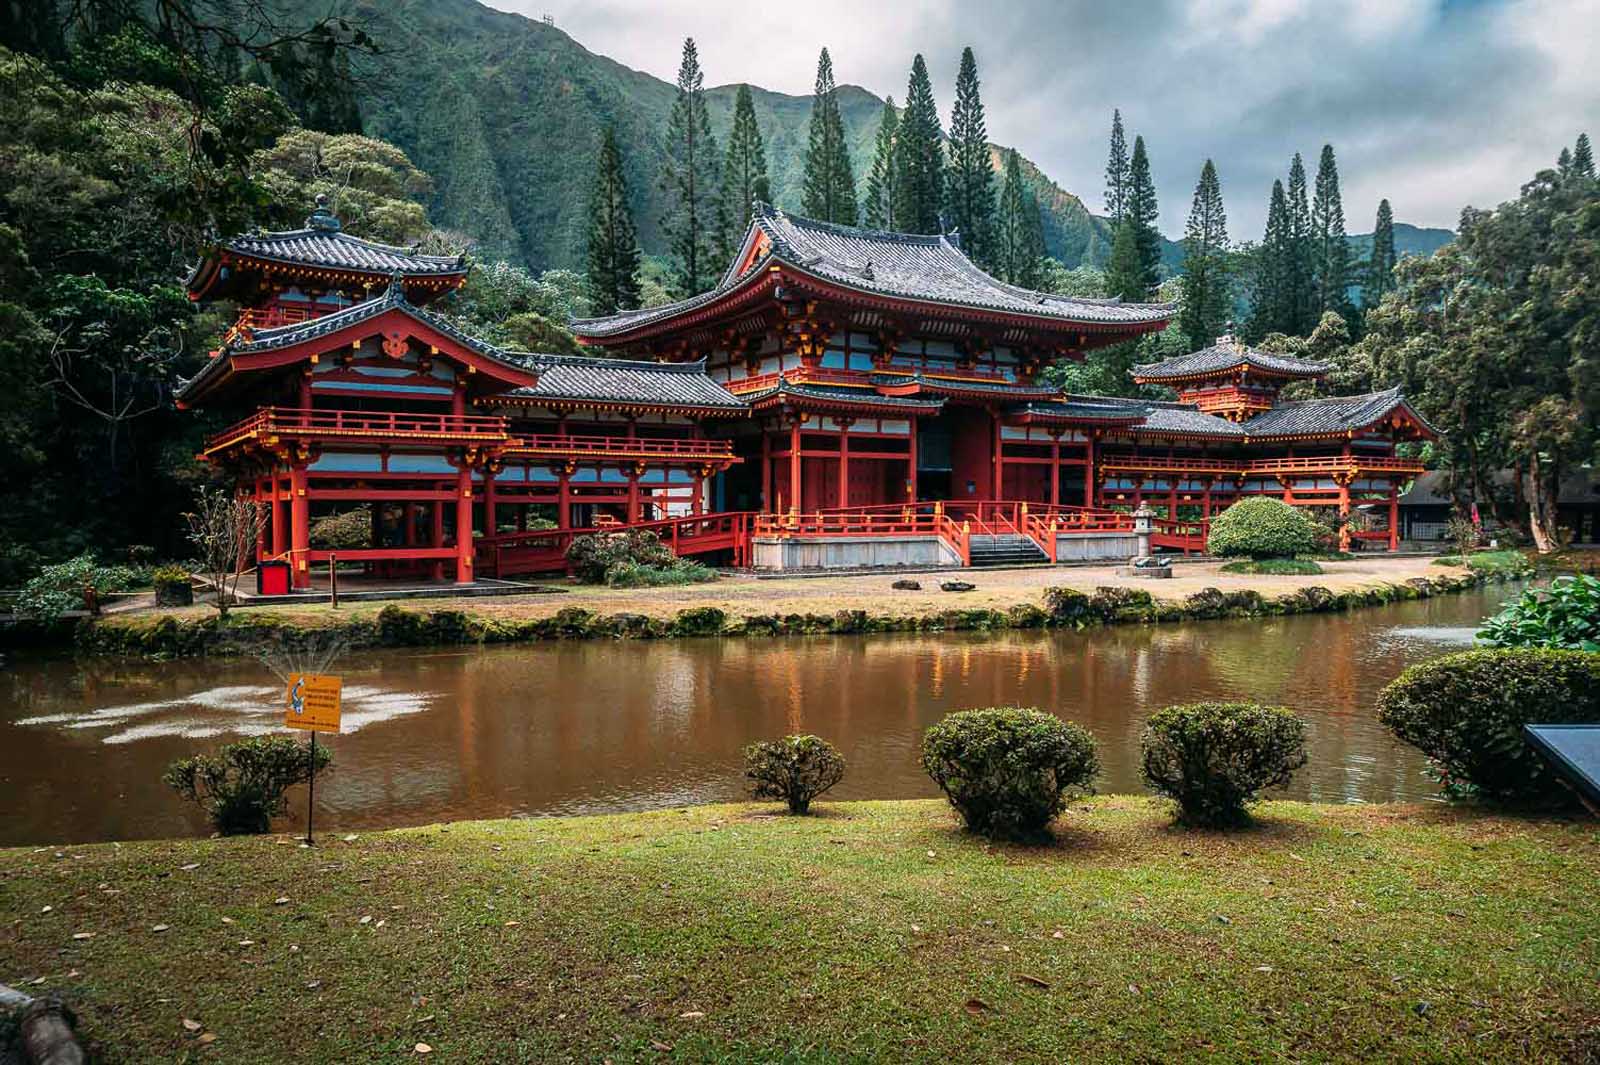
left=205, top=407, right=509, bottom=454
left=1098, top=451, right=1426, bottom=476
left=479, top=512, right=754, bottom=577
left=504, top=433, right=736, bottom=461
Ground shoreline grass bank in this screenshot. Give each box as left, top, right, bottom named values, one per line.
left=56, top=555, right=1528, bottom=660
left=2, top=797, right=1594, bottom=1062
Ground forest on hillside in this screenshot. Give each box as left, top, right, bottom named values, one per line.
left=0, top=1, right=1593, bottom=577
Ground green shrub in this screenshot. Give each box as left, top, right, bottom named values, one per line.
left=604, top=559, right=717, bottom=587
left=1377, top=649, right=1600, bottom=803
left=1139, top=702, right=1308, bottom=827
left=310, top=506, right=373, bottom=550
left=920, top=708, right=1099, bottom=839
left=1431, top=549, right=1529, bottom=576
left=14, top=554, right=142, bottom=620
left=152, top=564, right=193, bottom=607
left=1477, top=575, right=1600, bottom=650
left=163, top=735, right=332, bottom=835
left=566, top=529, right=677, bottom=584
left=744, top=734, right=846, bottom=814
left=1206, top=498, right=1322, bottom=560
left=1218, top=558, right=1324, bottom=575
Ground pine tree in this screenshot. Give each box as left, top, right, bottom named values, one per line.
left=1178, top=159, right=1230, bottom=344
left=944, top=46, right=997, bottom=265
left=1285, top=152, right=1316, bottom=334
left=1126, top=134, right=1161, bottom=296
left=863, top=97, right=898, bottom=229
left=1558, top=146, right=1574, bottom=177
left=1572, top=133, right=1595, bottom=179
left=660, top=38, right=722, bottom=296
left=720, top=84, right=770, bottom=247
left=1104, top=219, right=1145, bottom=304
left=994, top=148, right=1044, bottom=287
left=585, top=126, right=642, bottom=316
left=1361, top=197, right=1396, bottom=310
left=1310, top=143, right=1352, bottom=320
left=1105, top=109, right=1129, bottom=223
left=800, top=48, right=857, bottom=225
left=892, top=54, right=944, bottom=235
left=1248, top=179, right=1292, bottom=338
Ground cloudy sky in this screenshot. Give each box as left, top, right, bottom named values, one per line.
left=491, top=0, right=1598, bottom=238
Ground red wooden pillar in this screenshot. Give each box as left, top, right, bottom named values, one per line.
left=990, top=409, right=1002, bottom=501
left=270, top=475, right=286, bottom=557
left=289, top=464, right=310, bottom=590
left=906, top=417, right=919, bottom=502
left=431, top=490, right=446, bottom=582
left=1202, top=479, right=1213, bottom=520
left=692, top=468, right=705, bottom=516
left=626, top=468, right=641, bottom=524
left=403, top=503, right=417, bottom=547
left=557, top=467, right=572, bottom=529
left=789, top=419, right=802, bottom=513
left=454, top=463, right=474, bottom=584
left=1388, top=483, right=1400, bottom=551
left=837, top=421, right=851, bottom=509
left=1049, top=434, right=1061, bottom=508
left=1169, top=484, right=1179, bottom=522
left=1084, top=434, right=1096, bottom=508
left=483, top=465, right=498, bottom=538
left=760, top=429, right=773, bottom=512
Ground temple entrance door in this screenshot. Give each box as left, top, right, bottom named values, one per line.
left=915, top=419, right=953, bottom=502
left=1058, top=466, right=1086, bottom=508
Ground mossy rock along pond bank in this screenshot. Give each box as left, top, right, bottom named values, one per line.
left=70, top=561, right=1525, bottom=660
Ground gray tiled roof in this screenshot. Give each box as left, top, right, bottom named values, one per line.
left=217, top=229, right=466, bottom=276
left=742, top=381, right=945, bottom=414
left=1137, top=403, right=1247, bottom=437
left=572, top=203, right=1174, bottom=339
left=1241, top=387, right=1434, bottom=438
left=1008, top=399, right=1151, bottom=423
left=501, top=354, right=746, bottom=412
left=174, top=280, right=526, bottom=401
left=1133, top=340, right=1329, bottom=381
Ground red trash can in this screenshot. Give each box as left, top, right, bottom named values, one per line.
left=257, top=560, right=292, bottom=596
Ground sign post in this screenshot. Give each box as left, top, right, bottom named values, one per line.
left=284, top=673, right=342, bottom=845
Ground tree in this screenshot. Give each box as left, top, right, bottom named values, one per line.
left=1285, top=152, right=1316, bottom=334
left=1311, top=144, right=1352, bottom=321
left=800, top=48, right=856, bottom=225
left=892, top=54, right=944, bottom=235
left=1248, top=180, right=1293, bottom=338
left=944, top=46, right=996, bottom=265
left=253, top=130, right=434, bottom=245
left=862, top=97, right=898, bottom=229
left=660, top=38, right=721, bottom=296
left=719, top=84, right=770, bottom=243
left=1179, top=159, right=1230, bottom=344
left=1572, top=132, right=1595, bottom=180
left=1104, top=218, right=1145, bottom=303
left=184, top=486, right=265, bottom=619
left=1105, top=109, right=1129, bottom=224
left=1126, top=135, right=1162, bottom=296
left=1358, top=157, right=1600, bottom=551
left=585, top=126, right=642, bottom=317
left=994, top=149, right=1044, bottom=287
left=1362, top=197, right=1397, bottom=310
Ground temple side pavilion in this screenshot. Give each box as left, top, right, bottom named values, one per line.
left=178, top=202, right=1433, bottom=588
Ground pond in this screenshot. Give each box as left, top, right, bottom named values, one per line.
left=0, top=584, right=1515, bottom=846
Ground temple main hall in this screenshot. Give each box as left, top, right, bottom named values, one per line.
left=178, top=201, right=1433, bottom=587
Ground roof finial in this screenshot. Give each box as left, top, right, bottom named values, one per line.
left=1218, top=320, right=1239, bottom=349
left=307, top=193, right=341, bottom=233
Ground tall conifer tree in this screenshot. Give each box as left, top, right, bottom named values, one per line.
left=1285, top=152, right=1316, bottom=334
left=1178, top=159, right=1230, bottom=344
left=800, top=48, right=857, bottom=225
left=1311, top=143, right=1351, bottom=320
left=892, top=54, right=944, bottom=234
left=660, top=38, right=721, bottom=296
left=720, top=84, right=770, bottom=249
left=1104, top=219, right=1145, bottom=304
left=1126, top=134, right=1161, bottom=296
left=1571, top=132, right=1595, bottom=179
left=585, top=126, right=642, bottom=316
left=995, top=148, right=1044, bottom=287
left=945, top=46, right=997, bottom=265
left=1105, top=109, right=1129, bottom=223
left=1248, top=179, right=1292, bottom=338
left=863, top=97, right=898, bottom=229
left=1362, top=197, right=1396, bottom=310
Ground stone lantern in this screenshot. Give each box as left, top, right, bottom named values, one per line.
left=1117, top=504, right=1172, bottom=578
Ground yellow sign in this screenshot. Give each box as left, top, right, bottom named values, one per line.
left=284, top=673, right=342, bottom=733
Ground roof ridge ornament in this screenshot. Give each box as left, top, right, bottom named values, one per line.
left=306, top=193, right=342, bottom=233
left=1217, top=320, right=1241, bottom=351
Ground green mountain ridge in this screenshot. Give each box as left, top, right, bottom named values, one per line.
left=340, top=0, right=1449, bottom=280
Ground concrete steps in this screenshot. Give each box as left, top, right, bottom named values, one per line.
left=967, top=534, right=1049, bottom=567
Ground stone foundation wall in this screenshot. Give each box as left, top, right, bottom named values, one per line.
left=750, top=536, right=962, bottom=571
left=1054, top=532, right=1142, bottom=561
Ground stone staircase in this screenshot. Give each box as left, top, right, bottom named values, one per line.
left=967, top=534, right=1049, bottom=567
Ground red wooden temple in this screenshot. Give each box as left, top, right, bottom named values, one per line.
left=178, top=199, right=1434, bottom=588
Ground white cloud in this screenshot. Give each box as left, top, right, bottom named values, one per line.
left=489, top=0, right=1600, bottom=237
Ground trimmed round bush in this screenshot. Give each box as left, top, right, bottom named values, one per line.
left=920, top=708, right=1099, bottom=839
left=744, top=734, right=846, bottom=814
left=1140, top=702, right=1308, bottom=827
left=163, top=735, right=332, bottom=835
left=1206, top=498, right=1322, bottom=560
left=1377, top=648, right=1600, bottom=804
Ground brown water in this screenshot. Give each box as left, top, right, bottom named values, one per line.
left=0, top=585, right=1514, bottom=846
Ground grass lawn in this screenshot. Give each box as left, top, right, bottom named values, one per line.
left=1219, top=558, right=1326, bottom=575
left=2, top=798, right=1596, bottom=1062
